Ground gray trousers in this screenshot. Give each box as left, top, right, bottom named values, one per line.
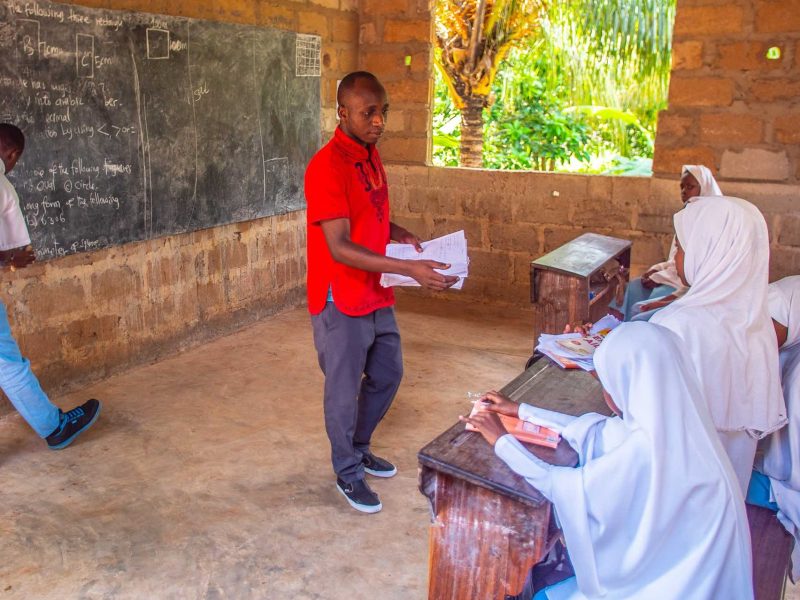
left=311, top=303, right=403, bottom=483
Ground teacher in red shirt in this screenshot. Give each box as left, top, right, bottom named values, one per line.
left=305, top=71, right=458, bottom=513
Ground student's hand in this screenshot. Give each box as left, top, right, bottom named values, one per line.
left=478, top=391, right=520, bottom=418
left=564, top=321, right=592, bottom=335
left=0, top=246, right=35, bottom=270
left=641, top=270, right=658, bottom=290
left=459, top=411, right=508, bottom=446
left=405, top=260, right=459, bottom=291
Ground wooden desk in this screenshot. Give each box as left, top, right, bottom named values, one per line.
left=418, top=360, right=610, bottom=600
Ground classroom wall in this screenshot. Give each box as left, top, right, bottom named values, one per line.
left=0, top=0, right=358, bottom=412
left=366, top=0, right=800, bottom=305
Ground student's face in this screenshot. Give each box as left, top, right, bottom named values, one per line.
left=774, top=319, right=788, bottom=349
left=680, top=172, right=701, bottom=204
left=338, top=81, right=388, bottom=146
left=675, top=238, right=689, bottom=286
left=602, top=388, right=622, bottom=417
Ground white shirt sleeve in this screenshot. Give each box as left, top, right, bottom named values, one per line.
left=517, top=403, right=577, bottom=433
left=0, top=175, right=31, bottom=251
left=494, top=434, right=554, bottom=500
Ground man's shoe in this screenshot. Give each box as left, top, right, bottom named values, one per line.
left=336, top=477, right=382, bottom=513
left=46, top=399, right=101, bottom=450
left=362, top=452, right=397, bottom=478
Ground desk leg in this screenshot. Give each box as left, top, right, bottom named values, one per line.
left=421, top=470, right=550, bottom=600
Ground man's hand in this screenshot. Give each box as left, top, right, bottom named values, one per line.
left=404, top=260, right=459, bottom=290
left=640, top=269, right=658, bottom=290
left=0, top=246, right=35, bottom=270
left=478, top=391, right=519, bottom=418
left=459, top=411, right=508, bottom=446
left=390, top=223, right=423, bottom=252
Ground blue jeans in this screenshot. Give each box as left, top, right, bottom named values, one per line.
left=610, top=278, right=675, bottom=321
left=0, top=301, right=60, bottom=437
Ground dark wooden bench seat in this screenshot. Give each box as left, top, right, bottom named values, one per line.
left=748, top=503, right=793, bottom=599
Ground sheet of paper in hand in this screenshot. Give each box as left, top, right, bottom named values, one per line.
left=466, top=403, right=561, bottom=448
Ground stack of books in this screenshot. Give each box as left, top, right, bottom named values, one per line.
left=536, top=314, right=621, bottom=371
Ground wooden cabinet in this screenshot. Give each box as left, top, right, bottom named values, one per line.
left=530, top=233, right=631, bottom=342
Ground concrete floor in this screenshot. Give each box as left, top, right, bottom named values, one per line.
left=0, top=296, right=537, bottom=600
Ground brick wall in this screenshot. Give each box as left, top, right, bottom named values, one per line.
left=359, top=0, right=433, bottom=163
left=0, top=0, right=358, bottom=411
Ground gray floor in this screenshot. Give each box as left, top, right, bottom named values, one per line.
left=0, top=297, right=535, bottom=599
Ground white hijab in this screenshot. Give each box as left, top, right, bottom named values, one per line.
left=761, top=278, right=800, bottom=578
left=649, top=165, right=722, bottom=288
left=548, top=322, right=752, bottom=599
left=650, top=196, right=785, bottom=436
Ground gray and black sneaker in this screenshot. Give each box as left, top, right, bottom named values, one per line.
left=362, top=452, right=397, bottom=478
left=46, top=399, right=101, bottom=450
left=336, top=477, right=382, bottom=513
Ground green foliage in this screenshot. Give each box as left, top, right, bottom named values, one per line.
left=431, top=0, right=676, bottom=175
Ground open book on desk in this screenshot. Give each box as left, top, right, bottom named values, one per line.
left=536, top=314, right=621, bottom=371
left=380, top=230, right=469, bottom=289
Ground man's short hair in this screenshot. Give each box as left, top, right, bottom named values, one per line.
left=0, top=123, right=25, bottom=152
left=337, top=71, right=382, bottom=106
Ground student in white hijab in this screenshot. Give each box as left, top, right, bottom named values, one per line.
left=612, top=165, right=722, bottom=322
left=650, top=196, right=785, bottom=493
left=464, top=322, right=753, bottom=600
left=748, top=275, right=800, bottom=579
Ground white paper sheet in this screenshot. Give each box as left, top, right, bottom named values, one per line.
left=381, top=230, right=469, bottom=288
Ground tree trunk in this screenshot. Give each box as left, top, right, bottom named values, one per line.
left=459, top=98, right=484, bottom=168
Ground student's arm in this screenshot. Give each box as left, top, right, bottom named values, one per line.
left=320, top=218, right=458, bottom=291
left=479, top=391, right=576, bottom=430
left=494, top=435, right=554, bottom=499
left=0, top=246, right=35, bottom=269
left=774, top=318, right=788, bottom=349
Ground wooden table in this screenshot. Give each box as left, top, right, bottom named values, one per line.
left=418, top=359, right=611, bottom=600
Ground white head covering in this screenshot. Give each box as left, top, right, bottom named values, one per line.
left=682, top=164, right=723, bottom=198
left=648, top=165, right=723, bottom=288
left=769, top=275, right=800, bottom=350
left=650, top=196, right=785, bottom=437
left=548, top=322, right=753, bottom=599
left=761, top=277, right=800, bottom=563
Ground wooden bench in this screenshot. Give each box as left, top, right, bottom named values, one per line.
left=747, top=503, right=793, bottom=599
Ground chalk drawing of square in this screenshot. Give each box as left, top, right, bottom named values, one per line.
left=146, top=28, right=170, bottom=60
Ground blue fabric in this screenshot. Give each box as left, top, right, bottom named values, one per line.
left=746, top=470, right=778, bottom=511
left=609, top=278, right=675, bottom=321
left=532, top=576, right=578, bottom=600
left=0, top=301, right=60, bottom=437
left=326, top=286, right=333, bottom=303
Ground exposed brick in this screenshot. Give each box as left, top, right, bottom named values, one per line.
left=362, top=0, right=411, bottom=15
left=770, top=247, right=800, bottom=280
left=718, top=41, right=785, bottom=71
left=751, top=78, right=800, bottom=102
left=19, top=277, right=86, bottom=318
left=656, top=112, right=695, bottom=139
left=778, top=214, right=800, bottom=247
left=513, top=253, right=537, bottom=286
left=487, top=223, right=539, bottom=253
left=515, top=196, right=574, bottom=226
left=672, top=41, right=704, bottom=70
left=673, top=5, right=745, bottom=36
left=406, top=186, right=458, bottom=216
left=652, top=146, right=717, bottom=177
left=360, top=51, right=416, bottom=80
left=755, top=0, right=800, bottom=33
left=469, top=249, right=512, bottom=280
left=91, top=266, right=142, bottom=301
left=340, top=0, right=359, bottom=10
left=391, top=214, right=429, bottom=240
left=668, top=77, right=734, bottom=107
left=461, top=191, right=514, bottom=223
left=383, top=19, right=432, bottom=43
left=637, top=214, right=675, bottom=235
left=66, top=315, right=121, bottom=347
left=773, top=113, right=800, bottom=144
left=308, top=0, right=339, bottom=9
left=298, top=11, right=329, bottom=36
left=377, top=135, right=428, bottom=164
left=720, top=149, right=790, bottom=181
left=330, top=15, right=358, bottom=43
left=542, top=227, right=585, bottom=252
left=359, top=22, right=379, bottom=45
left=699, top=113, right=763, bottom=144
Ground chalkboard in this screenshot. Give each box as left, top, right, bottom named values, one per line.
left=0, top=0, right=321, bottom=259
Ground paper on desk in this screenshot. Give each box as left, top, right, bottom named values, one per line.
left=380, top=230, right=469, bottom=289
left=536, top=314, right=621, bottom=371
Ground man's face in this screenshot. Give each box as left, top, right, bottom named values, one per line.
left=680, top=172, right=701, bottom=204
left=338, top=80, right=388, bottom=146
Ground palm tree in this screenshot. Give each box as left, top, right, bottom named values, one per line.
left=434, top=0, right=544, bottom=168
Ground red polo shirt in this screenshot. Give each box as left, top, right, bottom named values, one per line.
left=305, top=127, right=394, bottom=316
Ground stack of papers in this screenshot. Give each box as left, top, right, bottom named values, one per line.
left=536, top=314, right=621, bottom=371
left=380, top=230, right=469, bottom=289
